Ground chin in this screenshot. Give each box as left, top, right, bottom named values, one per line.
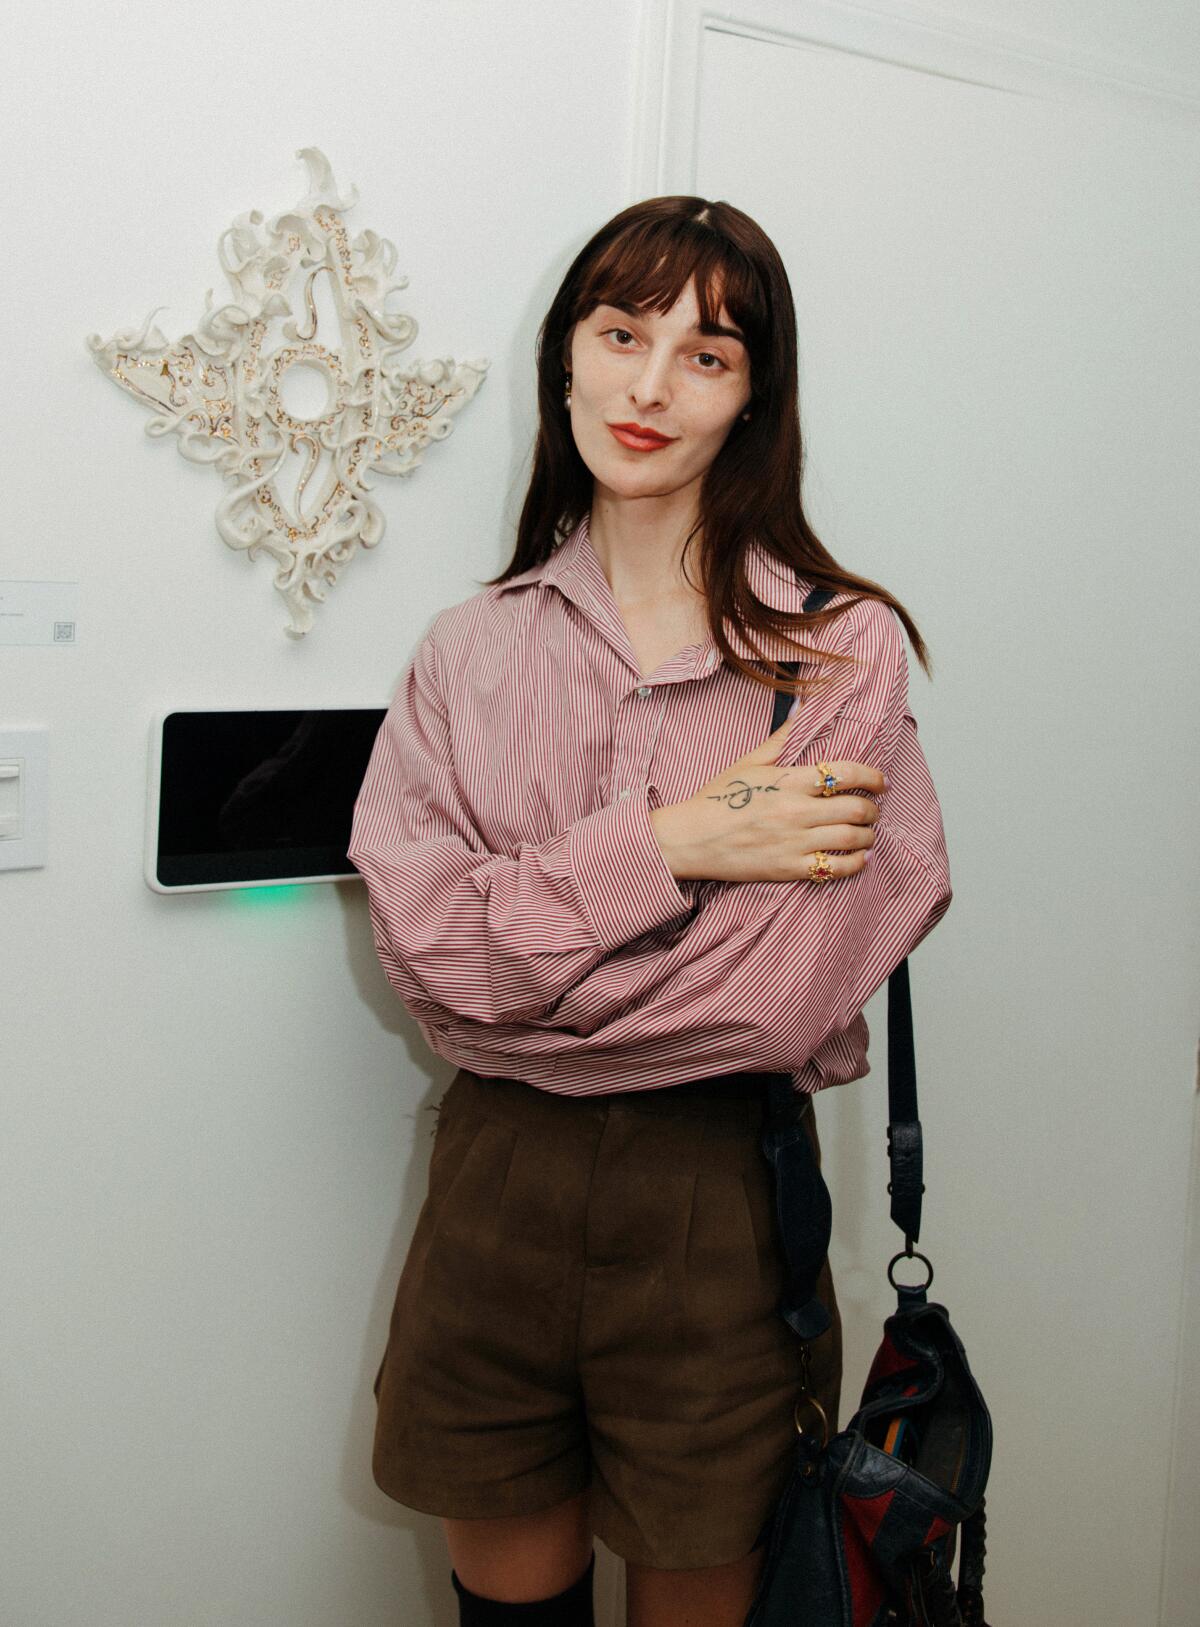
left=593, top=466, right=679, bottom=499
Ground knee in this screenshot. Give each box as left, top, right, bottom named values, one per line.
left=451, top=1550, right=594, bottom=1623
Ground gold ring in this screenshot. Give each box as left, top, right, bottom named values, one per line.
left=814, top=763, right=840, bottom=796
left=808, top=850, right=834, bottom=883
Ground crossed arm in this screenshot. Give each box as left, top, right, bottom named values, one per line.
left=347, top=599, right=951, bottom=1080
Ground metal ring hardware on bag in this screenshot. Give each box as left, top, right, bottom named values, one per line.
left=793, top=1392, right=830, bottom=1450
left=887, top=1246, right=935, bottom=1293
left=793, top=1341, right=831, bottom=1449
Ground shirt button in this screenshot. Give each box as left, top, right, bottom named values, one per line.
left=616, top=788, right=631, bottom=800
left=636, top=684, right=652, bottom=698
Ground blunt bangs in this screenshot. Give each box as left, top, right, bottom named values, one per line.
left=570, top=215, right=767, bottom=363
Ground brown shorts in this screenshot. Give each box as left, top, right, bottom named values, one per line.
left=369, top=1065, right=842, bottom=1571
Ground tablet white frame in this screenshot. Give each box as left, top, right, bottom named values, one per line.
left=143, top=706, right=381, bottom=895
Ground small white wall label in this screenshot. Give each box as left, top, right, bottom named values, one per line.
left=0, top=583, right=79, bottom=647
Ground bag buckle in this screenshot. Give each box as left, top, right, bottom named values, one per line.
left=793, top=1342, right=830, bottom=1451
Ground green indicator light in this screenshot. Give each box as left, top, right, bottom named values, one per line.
left=227, top=884, right=311, bottom=909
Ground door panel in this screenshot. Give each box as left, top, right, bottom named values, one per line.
left=692, top=24, right=1200, bottom=1626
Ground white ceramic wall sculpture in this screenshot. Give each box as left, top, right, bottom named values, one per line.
left=86, top=147, right=489, bottom=637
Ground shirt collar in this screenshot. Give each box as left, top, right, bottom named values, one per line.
left=494, top=512, right=823, bottom=680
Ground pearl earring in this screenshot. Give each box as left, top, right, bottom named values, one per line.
left=564, top=372, right=572, bottom=407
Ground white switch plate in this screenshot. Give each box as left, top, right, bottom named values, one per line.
left=0, top=727, right=48, bottom=871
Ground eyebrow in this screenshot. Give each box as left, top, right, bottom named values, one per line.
left=600, top=300, right=745, bottom=344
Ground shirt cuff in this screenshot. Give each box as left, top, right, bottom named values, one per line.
left=568, top=788, right=696, bottom=950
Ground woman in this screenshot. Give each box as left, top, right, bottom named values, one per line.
left=349, top=196, right=952, bottom=1627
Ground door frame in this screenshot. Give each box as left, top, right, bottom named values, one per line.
left=630, top=0, right=1200, bottom=202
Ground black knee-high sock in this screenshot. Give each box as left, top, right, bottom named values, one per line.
left=451, top=1551, right=595, bottom=1625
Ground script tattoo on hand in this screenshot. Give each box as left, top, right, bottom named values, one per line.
left=705, top=776, right=786, bottom=810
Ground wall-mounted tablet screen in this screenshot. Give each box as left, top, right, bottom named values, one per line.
left=147, top=708, right=387, bottom=892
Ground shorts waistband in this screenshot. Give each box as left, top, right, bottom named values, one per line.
left=448, top=1066, right=806, bottom=1126
left=597, top=1068, right=792, bottom=1106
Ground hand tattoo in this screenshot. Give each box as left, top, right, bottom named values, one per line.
left=706, top=776, right=784, bottom=810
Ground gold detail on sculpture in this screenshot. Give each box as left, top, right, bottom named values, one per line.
left=86, top=146, right=489, bottom=637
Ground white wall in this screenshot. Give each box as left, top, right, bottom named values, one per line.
left=0, top=5, right=640, bottom=1624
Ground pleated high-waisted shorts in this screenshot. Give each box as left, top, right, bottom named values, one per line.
left=369, top=1065, right=842, bottom=1571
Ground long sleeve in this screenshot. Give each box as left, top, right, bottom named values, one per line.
left=392, top=596, right=951, bottom=1092
left=529, top=597, right=949, bottom=1057
left=347, top=624, right=696, bottom=1027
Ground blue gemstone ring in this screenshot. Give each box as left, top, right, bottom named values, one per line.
left=814, top=762, right=841, bottom=797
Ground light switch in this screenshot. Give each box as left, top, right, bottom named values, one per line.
left=0, top=728, right=48, bottom=872
left=0, top=761, right=21, bottom=839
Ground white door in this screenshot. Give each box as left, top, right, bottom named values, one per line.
left=643, top=8, right=1200, bottom=1624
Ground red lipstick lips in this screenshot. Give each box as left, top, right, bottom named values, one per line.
left=608, top=422, right=676, bottom=451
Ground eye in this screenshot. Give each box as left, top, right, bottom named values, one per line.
left=601, top=329, right=729, bottom=373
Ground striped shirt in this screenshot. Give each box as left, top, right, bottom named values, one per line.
left=348, top=514, right=952, bottom=1096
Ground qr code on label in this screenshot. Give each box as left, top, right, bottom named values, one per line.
left=53, top=622, right=76, bottom=643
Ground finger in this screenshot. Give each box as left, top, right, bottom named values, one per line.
left=802, top=823, right=877, bottom=851
left=798, top=760, right=887, bottom=797
left=783, top=783, right=880, bottom=824
left=821, top=794, right=881, bottom=825
left=803, top=849, right=870, bottom=880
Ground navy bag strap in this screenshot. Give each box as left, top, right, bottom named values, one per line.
left=761, top=584, right=923, bottom=1343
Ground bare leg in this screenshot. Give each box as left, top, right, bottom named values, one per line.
left=442, top=1487, right=594, bottom=1604
left=625, top=1543, right=767, bottom=1627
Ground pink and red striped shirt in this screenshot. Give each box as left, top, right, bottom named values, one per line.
left=348, top=514, right=952, bottom=1097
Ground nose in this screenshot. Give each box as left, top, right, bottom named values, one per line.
left=628, top=346, right=672, bottom=412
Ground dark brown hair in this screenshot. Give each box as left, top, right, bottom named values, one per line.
left=480, top=195, right=931, bottom=698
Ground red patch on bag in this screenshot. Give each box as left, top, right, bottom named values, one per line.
left=923, top=1513, right=952, bottom=1546
left=865, top=1335, right=918, bottom=1387
left=842, top=1491, right=893, bottom=1627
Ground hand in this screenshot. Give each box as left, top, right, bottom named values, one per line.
left=650, top=716, right=886, bottom=883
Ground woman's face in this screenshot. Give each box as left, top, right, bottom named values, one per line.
left=565, top=277, right=753, bottom=506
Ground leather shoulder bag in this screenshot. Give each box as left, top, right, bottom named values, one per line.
left=744, top=586, right=994, bottom=1627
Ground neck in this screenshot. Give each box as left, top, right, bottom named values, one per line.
left=586, top=488, right=708, bottom=607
